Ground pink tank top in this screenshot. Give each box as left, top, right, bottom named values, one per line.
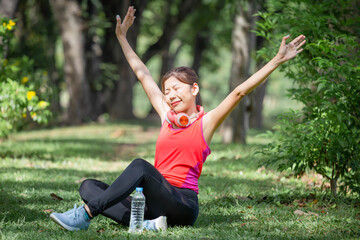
left=154, top=115, right=211, bottom=193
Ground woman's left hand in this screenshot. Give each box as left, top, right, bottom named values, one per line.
left=276, top=34, right=306, bottom=64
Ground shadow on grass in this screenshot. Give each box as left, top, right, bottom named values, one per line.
left=0, top=166, right=123, bottom=223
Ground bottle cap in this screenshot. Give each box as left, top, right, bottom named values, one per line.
left=136, top=187, right=143, bottom=192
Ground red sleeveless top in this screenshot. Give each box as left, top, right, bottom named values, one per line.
left=154, top=115, right=211, bottom=194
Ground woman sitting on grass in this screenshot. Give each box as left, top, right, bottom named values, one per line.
left=50, top=6, right=306, bottom=231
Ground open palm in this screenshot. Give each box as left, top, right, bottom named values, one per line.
left=277, top=35, right=306, bottom=63
left=115, top=6, right=136, bottom=39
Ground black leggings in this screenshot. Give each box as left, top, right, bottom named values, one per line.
left=79, top=158, right=199, bottom=226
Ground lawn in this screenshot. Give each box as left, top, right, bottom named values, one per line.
left=0, top=121, right=359, bottom=239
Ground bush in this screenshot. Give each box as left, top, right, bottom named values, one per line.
left=255, top=0, right=360, bottom=197
left=0, top=18, right=51, bottom=138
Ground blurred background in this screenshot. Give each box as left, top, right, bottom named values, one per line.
left=0, top=0, right=302, bottom=143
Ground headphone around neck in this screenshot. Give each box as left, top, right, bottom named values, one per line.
left=166, top=105, right=204, bottom=128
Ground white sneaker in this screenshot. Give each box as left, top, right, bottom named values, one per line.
left=143, top=216, right=167, bottom=232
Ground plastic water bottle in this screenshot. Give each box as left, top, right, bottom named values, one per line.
left=129, top=187, right=146, bottom=233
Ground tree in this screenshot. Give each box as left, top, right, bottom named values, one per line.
left=0, top=0, right=19, bottom=19
left=221, top=1, right=257, bottom=144
left=142, top=0, right=202, bottom=118
left=257, top=0, right=360, bottom=196
left=50, top=0, right=92, bottom=124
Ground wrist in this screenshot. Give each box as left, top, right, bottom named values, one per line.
left=117, top=35, right=127, bottom=43
left=272, top=54, right=284, bottom=67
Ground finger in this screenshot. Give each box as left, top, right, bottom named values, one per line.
left=281, top=35, right=290, bottom=47
left=130, top=6, right=136, bottom=16
left=131, top=7, right=136, bottom=18
left=116, top=15, right=121, bottom=27
left=131, top=16, right=136, bottom=25
left=297, top=48, right=304, bottom=54
left=296, top=40, right=306, bottom=49
left=292, top=35, right=305, bottom=46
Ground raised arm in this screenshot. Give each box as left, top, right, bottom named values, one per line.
left=115, top=6, right=169, bottom=121
left=203, top=34, right=306, bottom=143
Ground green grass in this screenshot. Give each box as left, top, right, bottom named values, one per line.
left=0, top=122, right=359, bottom=239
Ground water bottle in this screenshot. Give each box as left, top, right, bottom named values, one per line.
left=129, top=187, right=146, bottom=233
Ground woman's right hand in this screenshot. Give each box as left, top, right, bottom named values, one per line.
left=115, top=6, right=136, bottom=39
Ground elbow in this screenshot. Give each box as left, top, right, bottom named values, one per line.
left=236, top=90, right=247, bottom=100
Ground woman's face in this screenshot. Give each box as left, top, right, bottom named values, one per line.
left=163, top=76, right=197, bottom=113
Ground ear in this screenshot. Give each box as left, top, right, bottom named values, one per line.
left=192, top=83, right=199, bottom=96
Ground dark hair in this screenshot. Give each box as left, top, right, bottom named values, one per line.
left=161, top=66, right=202, bottom=106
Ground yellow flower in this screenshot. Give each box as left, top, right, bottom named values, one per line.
left=2, top=22, right=6, bottom=27
left=27, top=91, right=36, bottom=100
left=22, top=113, right=27, bottom=118
left=7, top=24, right=12, bottom=30
left=9, top=20, right=15, bottom=26
left=22, top=76, right=29, bottom=84
left=31, top=112, right=37, bottom=119
left=38, top=101, right=48, bottom=108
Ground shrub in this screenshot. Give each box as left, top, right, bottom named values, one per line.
left=0, top=18, right=51, bottom=138
left=255, top=0, right=360, bottom=197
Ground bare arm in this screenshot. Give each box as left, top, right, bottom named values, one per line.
left=115, top=7, right=169, bottom=121
left=203, top=34, right=306, bottom=143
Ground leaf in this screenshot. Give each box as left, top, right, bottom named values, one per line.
left=294, top=209, right=306, bottom=216
left=42, top=209, right=53, bottom=213
left=317, top=82, right=327, bottom=93
left=50, top=193, right=63, bottom=201
left=312, top=199, right=318, bottom=204
left=294, top=209, right=319, bottom=217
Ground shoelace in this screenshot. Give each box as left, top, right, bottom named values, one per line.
left=64, top=204, right=77, bottom=215
left=72, top=204, right=80, bottom=219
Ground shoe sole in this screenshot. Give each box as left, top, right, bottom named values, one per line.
left=50, top=213, right=86, bottom=231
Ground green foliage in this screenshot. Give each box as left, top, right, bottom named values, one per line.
left=255, top=0, right=360, bottom=196
left=0, top=17, right=51, bottom=138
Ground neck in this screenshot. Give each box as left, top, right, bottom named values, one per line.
left=184, top=105, right=199, bottom=117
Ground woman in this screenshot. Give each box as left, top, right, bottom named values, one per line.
left=50, top=6, right=306, bottom=231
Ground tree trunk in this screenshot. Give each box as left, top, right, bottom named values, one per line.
left=192, top=31, right=210, bottom=75
left=330, top=178, right=337, bottom=197
left=249, top=4, right=267, bottom=129
left=37, top=0, right=62, bottom=119
left=0, top=0, right=19, bottom=18
left=84, top=2, right=105, bottom=121
left=221, top=5, right=252, bottom=144
left=249, top=37, right=267, bottom=129
left=50, top=0, right=91, bottom=124
left=141, top=0, right=198, bottom=119
left=102, top=0, right=147, bottom=120
left=249, top=79, right=267, bottom=129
